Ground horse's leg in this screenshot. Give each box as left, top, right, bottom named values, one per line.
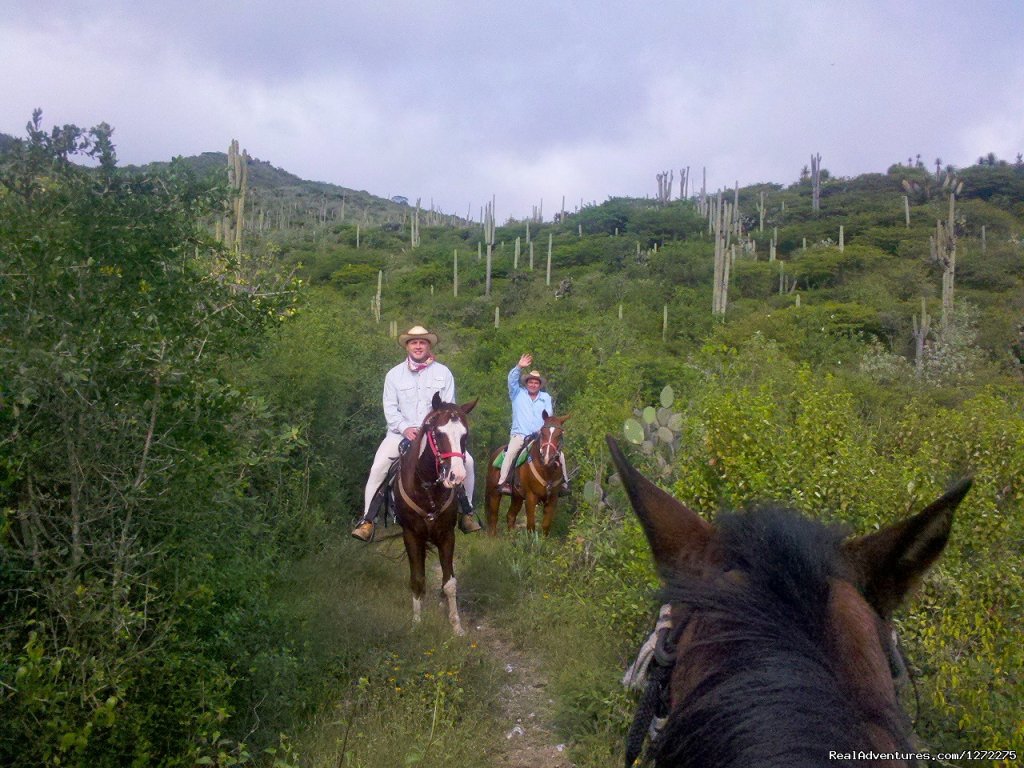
left=541, top=494, right=557, bottom=536
left=437, top=528, right=464, bottom=635
left=507, top=494, right=523, bottom=533
left=525, top=492, right=537, bottom=533
left=403, top=530, right=427, bottom=624
left=485, top=482, right=500, bottom=537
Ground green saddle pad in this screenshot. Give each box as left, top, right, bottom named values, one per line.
left=492, top=444, right=532, bottom=469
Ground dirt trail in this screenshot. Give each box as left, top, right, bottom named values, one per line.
left=468, top=613, right=575, bottom=768
left=418, top=556, right=574, bottom=768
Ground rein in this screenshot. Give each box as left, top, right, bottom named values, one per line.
left=396, top=417, right=462, bottom=521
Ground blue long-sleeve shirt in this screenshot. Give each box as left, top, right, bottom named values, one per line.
left=507, top=365, right=554, bottom=437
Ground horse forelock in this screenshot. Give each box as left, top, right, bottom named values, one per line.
left=655, top=506, right=914, bottom=767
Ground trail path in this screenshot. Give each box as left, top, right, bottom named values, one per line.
left=422, top=557, right=574, bottom=768
left=468, top=613, right=575, bottom=768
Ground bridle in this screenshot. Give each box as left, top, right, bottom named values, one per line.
left=537, top=423, right=563, bottom=467
left=395, top=411, right=465, bottom=521
left=624, top=595, right=917, bottom=767
left=425, top=415, right=466, bottom=479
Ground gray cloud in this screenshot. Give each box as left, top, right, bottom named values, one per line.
left=4, top=1, right=1023, bottom=220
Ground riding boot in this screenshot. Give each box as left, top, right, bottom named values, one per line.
left=457, top=489, right=482, bottom=533
left=352, top=484, right=386, bottom=541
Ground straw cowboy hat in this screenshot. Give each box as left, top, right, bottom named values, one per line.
left=520, top=369, right=547, bottom=388
left=398, top=325, right=438, bottom=348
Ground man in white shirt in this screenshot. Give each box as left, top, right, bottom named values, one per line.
left=352, top=325, right=481, bottom=541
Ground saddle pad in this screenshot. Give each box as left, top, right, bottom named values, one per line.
left=491, top=445, right=532, bottom=469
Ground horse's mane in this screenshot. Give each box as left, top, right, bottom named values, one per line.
left=654, top=505, right=912, bottom=768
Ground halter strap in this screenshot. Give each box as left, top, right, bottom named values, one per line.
left=426, top=425, right=465, bottom=460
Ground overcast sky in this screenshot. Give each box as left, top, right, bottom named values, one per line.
left=4, top=1, right=1023, bottom=222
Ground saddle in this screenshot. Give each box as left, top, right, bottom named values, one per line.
left=491, top=434, right=537, bottom=470
left=366, top=438, right=411, bottom=528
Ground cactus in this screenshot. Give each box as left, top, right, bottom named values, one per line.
left=546, top=232, right=552, bottom=286
left=811, top=152, right=822, bottom=212
left=913, top=297, right=931, bottom=375
left=223, top=139, right=248, bottom=252
left=373, top=270, right=383, bottom=323
left=453, top=250, right=459, bottom=297
left=933, top=184, right=961, bottom=328
left=621, top=386, right=683, bottom=479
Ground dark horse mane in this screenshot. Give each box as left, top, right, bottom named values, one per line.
left=654, top=505, right=912, bottom=768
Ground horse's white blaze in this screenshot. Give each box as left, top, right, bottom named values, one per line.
left=442, top=577, right=464, bottom=635
left=436, top=419, right=468, bottom=488
left=543, top=426, right=557, bottom=463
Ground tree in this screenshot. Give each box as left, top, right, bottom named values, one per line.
left=1, top=112, right=301, bottom=765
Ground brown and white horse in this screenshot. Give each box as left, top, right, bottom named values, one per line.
left=484, top=412, right=569, bottom=536
left=608, top=436, right=971, bottom=768
left=393, top=392, right=476, bottom=634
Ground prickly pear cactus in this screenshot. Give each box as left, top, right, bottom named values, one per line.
left=622, top=385, right=683, bottom=479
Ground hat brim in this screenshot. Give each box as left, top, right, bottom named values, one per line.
left=399, top=332, right=438, bottom=347
left=520, top=372, right=547, bottom=388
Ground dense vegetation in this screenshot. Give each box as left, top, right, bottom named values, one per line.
left=2, top=114, right=1022, bottom=766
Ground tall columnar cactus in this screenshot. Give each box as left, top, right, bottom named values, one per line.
left=933, top=179, right=962, bottom=328
left=811, top=152, right=822, bottom=213
left=546, top=232, right=553, bottom=286
left=903, top=195, right=911, bottom=228
left=224, top=139, right=248, bottom=252
left=453, top=250, right=459, bottom=297
left=679, top=166, right=690, bottom=199
left=410, top=199, right=421, bottom=248
left=656, top=170, right=674, bottom=204
left=373, top=270, right=383, bottom=323
left=913, top=297, right=931, bottom=375
left=758, top=191, right=766, bottom=232
left=712, top=192, right=733, bottom=317
left=484, top=197, right=496, bottom=296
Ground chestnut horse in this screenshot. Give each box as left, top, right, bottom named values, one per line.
left=393, top=392, right=476, bottom=635
left=484, top=412, right=569, bottom=536
left=607, top=436, right=971, bottom=768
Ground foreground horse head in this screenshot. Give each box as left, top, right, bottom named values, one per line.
left=397, top=392, right=476, bottom=634
left=607, top=436, right=971, bottom=768
left=485, top=410, right=570, bottom=536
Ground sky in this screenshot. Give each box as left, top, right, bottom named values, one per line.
left=4, top=1, right=1023, bottom=222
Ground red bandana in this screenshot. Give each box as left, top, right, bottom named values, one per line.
left=407, top=355, right=435, bottom=372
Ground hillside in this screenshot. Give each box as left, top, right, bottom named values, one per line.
left=3, top=118, right=1023, bottom=766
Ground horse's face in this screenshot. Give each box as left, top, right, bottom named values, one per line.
left=424, top=393, right=477, bottom=489
left=607, top=436, right=971, bottom=767
left=538, top=412, right=569, bottom=467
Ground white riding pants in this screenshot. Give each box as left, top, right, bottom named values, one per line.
left=496, top=433, right=568, bottom=485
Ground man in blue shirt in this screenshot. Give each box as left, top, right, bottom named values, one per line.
left=496, top=353, right=569, bottom=495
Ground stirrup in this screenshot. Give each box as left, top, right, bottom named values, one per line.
left=459, top=513, right=482, bottom=533
left=497, top=482, right=513, bottom=496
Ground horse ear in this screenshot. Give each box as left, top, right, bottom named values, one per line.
left=432, top=391, right=443, bottom=410
left=459, top=398, right=478, bottom=415
left=557, top=413, right=570, bottom=424
left=843, top=477, right=971, bottom=619
left=542, top=409, right=549, bottom=420
left=606, top=436, right=713, bottom=578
